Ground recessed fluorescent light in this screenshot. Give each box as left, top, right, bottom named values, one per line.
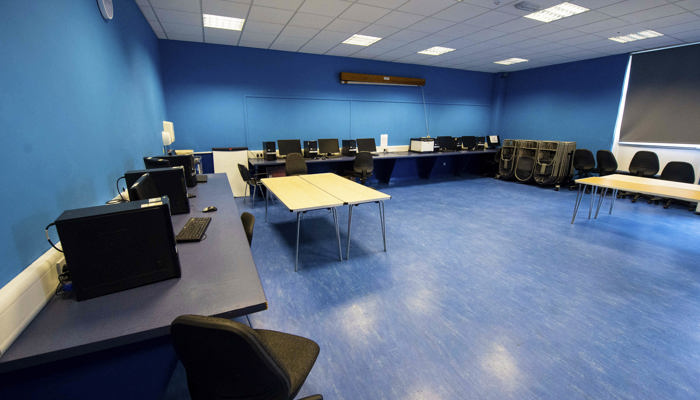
left=524, top=2, right=588, bottom=23
left=418, top=46, right=456, bottom=56
left=342, top=34, right=382, bottom=46
left=203, top=14, right=245, bottom=31
left=494, top=57, right=529, bottom=65
left=609, top=30, right=663, bottom=43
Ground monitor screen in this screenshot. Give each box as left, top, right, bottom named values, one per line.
left=129, top=173, right=160, bottom=201
left=318, top=138, right=340, bottom=155
left=436, top=136, right=456, bottom=150
left=356, top=138, right=377, bottom=152
left=304, top=140, right=317, bottom=151
left=461, top=136, right=478, bottom=149
left=278, top=139, right=302, bottom=156
left=487, top=135, right=500, bottom=146
left=144, top=155, right=196, bottom=187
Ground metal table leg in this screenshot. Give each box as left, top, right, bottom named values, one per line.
left=379, top=201, right=386, bottom=252
left=610, top=189, right=617, bottom=215
left=346, top=204, right=354, bottom=260
left=295, top=212, right=301, bottom=272
left=332, top=208, right=342, bottom=261
left=594, top=187, right=607, bottom=219
left=588, top=185, right=595, bottom=219
left=571, top=183, right=584, bottom=224
left=265, top=187, right=269, bottom=222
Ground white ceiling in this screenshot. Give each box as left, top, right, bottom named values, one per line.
left=134, top=0, right=700, bottom=73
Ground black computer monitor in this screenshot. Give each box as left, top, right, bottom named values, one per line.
left=125, top=167, right=190, bottom=214
left=318, top=138, right=340, bottom=155
left=129, top=173, right=160, bottom=201
left=144, top=154, right=197, bottom=187
left=436, top=136, right=456, bottom=151
left=461, top=136, right=478, bottom=150
left=278, top=139, right=302, bottom=156
left=356, top=138, right=377, bottom=153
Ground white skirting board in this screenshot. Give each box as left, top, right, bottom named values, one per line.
left=0, top=248, right=63, bottom=357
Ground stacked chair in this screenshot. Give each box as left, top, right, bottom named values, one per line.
left=649, top=161, right=696, bottom=209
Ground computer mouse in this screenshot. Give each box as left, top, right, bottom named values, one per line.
left=203, top=206, right=217, bottom=213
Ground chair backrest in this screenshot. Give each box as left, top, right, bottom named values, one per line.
left=238, top=163, right=251, bottom=181
left=596, top=150, right=618, bottom=175
left=285, top=153, right=307, bottom=176
left=573, top=149, right=595, bottom=171
left=660, top=161, right=695, bottom=183
left=353, top=152, right=374, bottom=175
left=628, top=151, right=659, bottom=177
left=241, top=212, right=255, bottom=246
left=171, top=315, right=290, bottom=400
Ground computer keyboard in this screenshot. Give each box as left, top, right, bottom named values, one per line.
left=176, top=217, right=211, bottom=242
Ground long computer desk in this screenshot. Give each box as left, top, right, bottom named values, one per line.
left=249, top=149, right=497, bottom=183
left=0, top=174, right=268, bottom=373
left=571, top=174, right=700, bottom=223
left=262, top=173, right=390, bottom=270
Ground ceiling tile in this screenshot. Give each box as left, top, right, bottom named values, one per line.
left=430, top=3, right=490, bottom=22
left=149, top=0, right=200, bottom=13
left=409, top=17, right=455, bottom=33
left=168, top=31, right=205, bottom=42
left=162, top=22, right=203, bottom=35
left=675, top=0, right=700, bottom=11
left=375, top=11, right=425, bottom=28
left=154, top=9, right=202, bottom=26
left=239, top=40, right=274, bottom=50
left=298, top=0, right=353, bottom=17
left=204, top=28, right=241, bottom=45
left=325, top=45, right=364, bottom=56
left=550, top=11, right=611, bottom=29
left=253, top=0, right=304, bottom=10
left=669, top=28, right=700, bottom=41
left=288, top=12, right=334, bottom=29
left=270, top=40, right=306, bottom=52
left=137, top=4, right=157, bottom=21
left=398, top=0, right=456, bottom=16
left=280, top=25, right=318, bottom=39
left=325, top=19, right=369, bottom=34
left=248, top=5, right=295, bottom=24
left=240, top=30, right=278, bottom=42
left=598, top=0, right=670, bottom=17
left=618, top=4, right=687, bottom=24
left=359, top=24, right=401, bottom=37
left=387, top=29, right=430, bottom=42
left=201, top=0, right=249, bottom=17
left=575, top=17, right=629, bottom=33
left=490, top=16, right=541, bottom=33
left=356, top=0, right=408, bottom=8
left=340, top=3, right=392, bottom=23
left=463, top=10, right=520, bottom=28
left=243, top=21, right=284, bottom=35
left=641, top=12, right=700, bottom=29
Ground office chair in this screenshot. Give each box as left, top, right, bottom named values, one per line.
left=238, top=164, right=266, bottom=207
left=285, top=153, right=307, bottom=176
left=241, top=212, right=255, bottom=246
left=649, top=161, right=695, bottom=208
left=596, top=150, right=618, bottom=176
left=623, top=150, right=660, bottom=202
left=350, top=152, right=374, bottom=184
left=171, top=314, right=323, bottom=400
left=568, top=149, right=595, bottom=189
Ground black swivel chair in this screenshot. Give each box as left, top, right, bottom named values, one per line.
left=596, top=150, right=618, bottom=176
left=238, top=164, right=266, bottom=207
left=650, top=161, right=696, bottom=208
left=349, top=152, right=374, bottom=184
left=625, top=150, right=660, bottom=202
left=569, top=149, right=596, bottom=190
left=285, top=152, right=307, bottom=176
left=241, top=212, right=255, bottom=246
left=171, top=315, right=323, bottom=400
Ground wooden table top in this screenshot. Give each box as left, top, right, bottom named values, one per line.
left=261, top=175, right=344, bottom=212
left=576, top=174, right=700, bottom=203
left=299, top=173, right=391, bottom=205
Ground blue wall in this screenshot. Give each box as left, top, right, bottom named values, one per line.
left=158, top=41, right=495, bottom=151
left=499, top=55, right=628, bottom=152
left=0, top=0, right=166, bottom=286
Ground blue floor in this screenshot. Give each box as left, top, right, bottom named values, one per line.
left=165, top=176, right=700, bottom=400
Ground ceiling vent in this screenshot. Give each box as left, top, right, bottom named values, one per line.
left=514, top=1, right=541, bottom=12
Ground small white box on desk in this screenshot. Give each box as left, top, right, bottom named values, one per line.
left=410, top=138, right=434, bottom=153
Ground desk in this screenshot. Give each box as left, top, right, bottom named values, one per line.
left=249, top=149, right=497, bottom=183
left=0, top=174, right=267, bottom=373
left=300, top=173, right=391, bottom=259
left=571, top=174, right=700, bottom=223
left=261, top=176, right=344, bottom=271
